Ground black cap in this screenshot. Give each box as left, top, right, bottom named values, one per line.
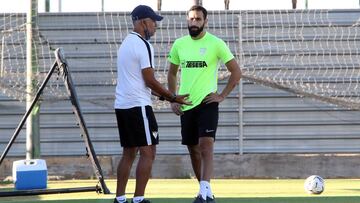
left=131, top=5, right=163, bottom=21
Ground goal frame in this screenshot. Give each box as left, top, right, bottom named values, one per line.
left=0, top=48, right=110, bottom=196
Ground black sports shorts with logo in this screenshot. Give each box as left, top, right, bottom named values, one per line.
left=115, top=105, right=159, bottom=147
left=180, top=101, right=219, bottom=145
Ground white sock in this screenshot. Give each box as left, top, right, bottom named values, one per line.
left=116, top=195, right=127, bottom=203
left=199, top=180, right=210, bottom=200
left=206, top=183, right=214, bottom=199
left=132, top=196, right=144, bottom=203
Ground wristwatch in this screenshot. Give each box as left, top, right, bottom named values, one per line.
left=159, top=93, right=177, bottom=102
left=169, top=94, right=177, bottom=102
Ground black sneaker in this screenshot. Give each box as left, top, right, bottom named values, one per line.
left=192, top=195, right=207, bottom=203
left=206, top=196, right=216, bottom=203
left=114, top=198, right=128, bottom=203
left=131, top=199, right=151, bottom=203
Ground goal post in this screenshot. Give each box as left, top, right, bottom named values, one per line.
left=26, top=0, right=40, bottom=160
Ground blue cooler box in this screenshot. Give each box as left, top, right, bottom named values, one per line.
left=12, top=159, right=47, bottom=190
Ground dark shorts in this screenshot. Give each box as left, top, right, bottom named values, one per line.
left=180, top=102, right=219, bottom=145
left=115, top=106, right=159, bottom=147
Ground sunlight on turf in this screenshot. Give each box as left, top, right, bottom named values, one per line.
left=1, top=179, right=360, bottom=202
left=148, top=179, right=360, bottom=198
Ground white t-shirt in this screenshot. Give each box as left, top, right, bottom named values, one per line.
left=114, top=32, right=154, bottom=109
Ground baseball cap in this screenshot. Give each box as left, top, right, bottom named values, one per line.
left=131, top=5, right=163, bottom=21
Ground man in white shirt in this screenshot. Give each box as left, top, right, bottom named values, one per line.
left=114, top=5, right=190, bottom=203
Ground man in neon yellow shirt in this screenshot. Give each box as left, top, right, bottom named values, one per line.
left=167, top=5, right=242, bottom=203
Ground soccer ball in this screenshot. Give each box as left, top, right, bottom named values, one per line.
left=304, top=175, right=325, bottom=194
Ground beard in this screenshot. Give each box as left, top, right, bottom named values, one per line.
left=188, top=25, right=204, bottom=37
left=144, top=28, right=152, bottom=40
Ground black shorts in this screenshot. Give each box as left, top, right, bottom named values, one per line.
left=115, top=106, right=159, bottom=147
left=180, top=102, right=219, bottom=145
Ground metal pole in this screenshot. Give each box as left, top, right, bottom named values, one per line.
left=1, top=35, right=4, bottom=78
left=238, top=78, right=244, bottom=155
left=101, top=0, right=104, bottom=12
left=224, top=0, right=230, bottom=10
left=54, top=48, right=110, bottom=194
left=26, top=0, right=40, bottom=160
left=192, top=0, right=202, bottom=6
left=238, top=14, right=244, bottom=155
left=0, top=60, right=57, bottom=166
left=0, top=186, right=100, bottom=197
left=58, top=0, right=62, bottom=12
left=157, top=0, right=162, bottom=11
left=45, top=0, right=50, bottom=12
left=305, top=0, right=308, bottom=9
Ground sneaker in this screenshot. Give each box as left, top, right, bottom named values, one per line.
left=192, top=195, right=207, bottom=203
left=114, top=198, right=128, bottom=203
left=206, top=196, right=216, bottom=203
left=131, top=199, right=151, bottom=203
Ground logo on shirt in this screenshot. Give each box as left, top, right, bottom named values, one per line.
left=185, top=61, right=208, bottom=68
left=199, top=48, right=207, bottom=56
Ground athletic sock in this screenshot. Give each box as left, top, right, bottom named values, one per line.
left=199, top=180, right=210, bottom=200
left=116, top=195, right=127, bottom=203
left=206, top=183, right=214, bottom=199
left=132, top=196, right=144, bottom=203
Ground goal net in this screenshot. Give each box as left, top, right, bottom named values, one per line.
left=1, top=9, right=360, bottom=109
left=239, top=9, right=360, bottom=110
left=0, top=13, right=67, bottom=102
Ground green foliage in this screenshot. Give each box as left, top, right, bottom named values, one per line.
left=0, top=180, right=12, bottom=185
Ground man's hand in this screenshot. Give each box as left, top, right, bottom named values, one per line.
left=170, top=102, right=184, bottom=116
left=173, top=94, right=192, bottom=105
left=202, top=92, right=225, bottom=104
left=169, top=94, right=191, bottom=116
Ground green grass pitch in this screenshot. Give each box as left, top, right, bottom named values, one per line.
left=1, top=179, right=360, bottom=203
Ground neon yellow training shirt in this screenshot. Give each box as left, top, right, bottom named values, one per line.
left=168, top=32, right=234, bottom=111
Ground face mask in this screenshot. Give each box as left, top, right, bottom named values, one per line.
left=188, top=24, right=204, bottom=37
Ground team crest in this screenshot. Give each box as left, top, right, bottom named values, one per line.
left=199, top=48, right=207, bottom=56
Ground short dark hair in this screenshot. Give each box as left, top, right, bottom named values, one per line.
left=188, top=5, right=207, bottom=19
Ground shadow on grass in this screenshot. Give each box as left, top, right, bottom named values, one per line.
left=3, top=197, right=360, bottom=203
